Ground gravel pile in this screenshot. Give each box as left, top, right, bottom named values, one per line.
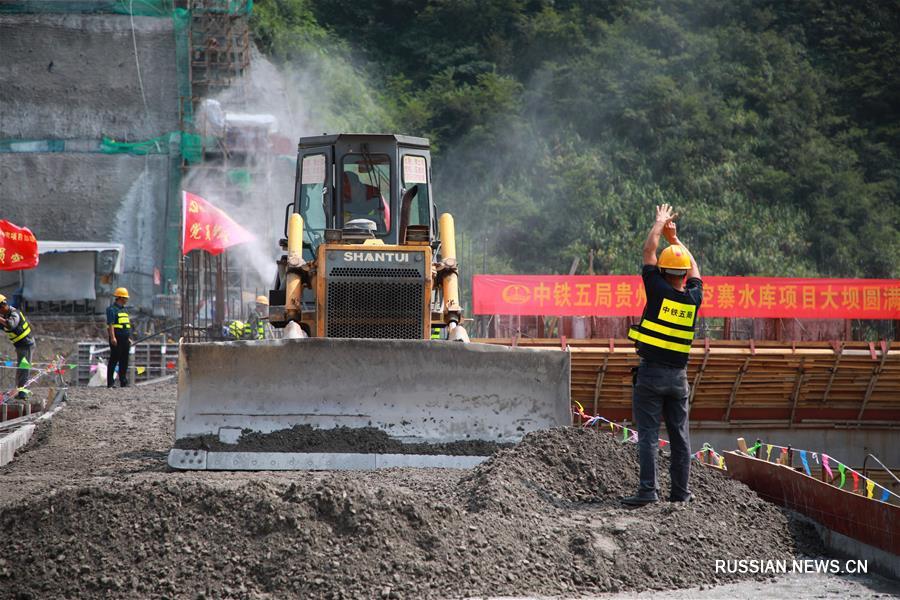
left=0, top=387, right=821, bottom=600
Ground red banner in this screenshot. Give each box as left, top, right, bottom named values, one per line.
left=473, top=275, right=900, bottom=319
left=0, top=220, right=39, bottom=271
left=182, top=191, right=255, bottom=255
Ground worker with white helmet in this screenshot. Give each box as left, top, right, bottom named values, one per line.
left=622, top=203, right=702, bottom=507
left=0, top=293, right=36, bottom=400
left=106, top=287, right=132, bottom=388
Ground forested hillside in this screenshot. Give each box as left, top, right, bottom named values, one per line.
left=252, top=0, right=900, bottom=280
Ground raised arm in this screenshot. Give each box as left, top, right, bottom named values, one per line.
left=643, top=203, right=676, bottom=266
left=663, top=220, right=700, bottom=279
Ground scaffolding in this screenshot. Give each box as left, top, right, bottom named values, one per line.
left=187, top=0, right=252, bottom=103
left=175, top=0, right=281, bottom=340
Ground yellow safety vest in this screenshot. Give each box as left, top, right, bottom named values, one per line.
left=628, top=296, right=697, bottom=363
left=112, top=307, right=131, bottom=330
left=5, top=308, right=32, bottom=345
left=228, top=320, right=245, bottom=339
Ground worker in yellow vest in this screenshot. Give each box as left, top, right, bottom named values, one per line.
left=227, top=319, right=246, bottom=340
left=106, top=287, right=132, bottom=388
left=245, top=296, right=273, bottom=340
left=0, top=294, right=36, bottom=400
left=622, top=204, right=702, bottom=507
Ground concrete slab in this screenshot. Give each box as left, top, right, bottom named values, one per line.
left=0, top=424, right=35, bottom=467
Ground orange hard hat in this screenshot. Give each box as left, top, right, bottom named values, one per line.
left=658, top=245, right=691, bottom=273
left=114, top=287, right=130, bottom=299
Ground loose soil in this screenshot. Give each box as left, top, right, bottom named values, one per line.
left=0, top=383, right=888, bottom=599
left=175, top=424, right=513, bottom=455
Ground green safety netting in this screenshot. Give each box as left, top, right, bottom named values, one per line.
left=172, top=8, right=193, bottom=127
left=100, top=134, right=170, bottom=155
left=99, top=132, right=204, bottom=163
left=0, top=139, right=67, bottom=152
left=0, top=1, right=251, bottom=16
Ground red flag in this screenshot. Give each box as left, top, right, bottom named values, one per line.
left=182, top=191, right=255, bottom=255
left=0, top=220, right=39, bottom=270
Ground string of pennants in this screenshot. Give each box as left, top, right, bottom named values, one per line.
left=0, top=355, right=177, bottom=373
left=572, top=401, right=728, bottom=468
left=743, top=440, right=899, bottom=503
left=0, top=355, right=66, bottom=405
left=572, top=401, right=899, bottom=504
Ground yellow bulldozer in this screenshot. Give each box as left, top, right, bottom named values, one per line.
left=168, top=134, right=570, bottom=470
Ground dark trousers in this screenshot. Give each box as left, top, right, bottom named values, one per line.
left=632, top=360, right=692, bottom=500
left=108, top=334, right=131, bottom=387
left=15, top=344, right=33, bottom=398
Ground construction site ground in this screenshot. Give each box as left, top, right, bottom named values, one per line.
left=0, top=383, right=896, bottom=599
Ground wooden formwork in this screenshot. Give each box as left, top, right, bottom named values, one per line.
left=476, top=338, right=900, bottom=427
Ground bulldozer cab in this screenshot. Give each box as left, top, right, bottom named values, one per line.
left=293, top=134, right=434, bottom=255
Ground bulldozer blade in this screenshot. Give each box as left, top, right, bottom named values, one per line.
left=168, top=338, right=570, bottom=470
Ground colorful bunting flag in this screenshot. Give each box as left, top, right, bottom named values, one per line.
left=838, top=463, right=846, bottom=488
left=765, top=444, right=773, bottom=461
left=166, top=361, right=175, bottom=369
left=881, top=489, right=890, bottom=502
left=851, top=470, right=859, bottom=492
left=659, top=439, right=668, bottom=448
left=812, top=452, right=819, bottom=464
left=865, top=480, right=874, bottom=499
left=799, top=451, right=811, bottom=476
left=822, top=454, right=833, bottom=481
left=718, top=455, right=725, bottom=469
left=137, top=366, right=146, bottom=375
left=622, top=426, right=629, bottom=442
left=18, top=356, right=31, bottom=369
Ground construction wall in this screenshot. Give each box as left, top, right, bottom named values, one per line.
left=0, top=13, right=179, bottom=307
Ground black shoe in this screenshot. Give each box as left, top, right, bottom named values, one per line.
left=620, top=494, right=658, bottom=507
left=668, top=493, right=694, bottom=503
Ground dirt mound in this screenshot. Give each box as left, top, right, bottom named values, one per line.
left=175, top=424, right=512, bottom=456
left=0, top=422, right=819, bottom=599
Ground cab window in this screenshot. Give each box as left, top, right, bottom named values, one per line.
left=298, top=154, right=327, bottom=245
left=340, top=154, right=391, bottom=235
left=402, top=154, right=429, bottom=226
